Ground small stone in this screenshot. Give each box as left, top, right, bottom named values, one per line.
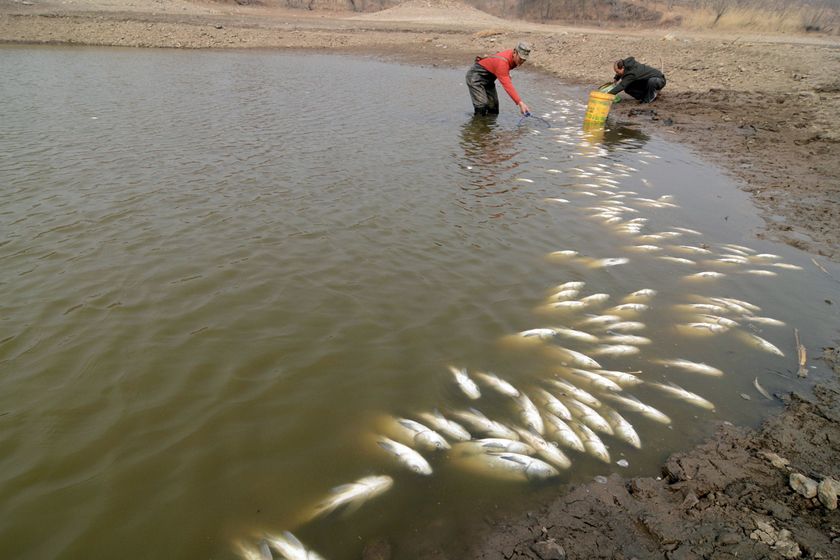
left=717, top=532, right=741, bottom=545
left=790, top=473, right=818, bottom=498
left=617, top=459, right=629, bottom=467
left=758, top=451, right=790, bottom=470
left=818, top=478, right=838, bottom=510
left=531, top=538, right=566, bottom=560
left=594, top=475, right=608, bottom=484
left=681, top=492, right=699, bottom=510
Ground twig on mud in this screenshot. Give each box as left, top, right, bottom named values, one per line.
left=811, top=257, right=839, bottom=283
left=795, top=328, right=808, bottom=378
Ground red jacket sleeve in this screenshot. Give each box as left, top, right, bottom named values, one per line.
left=478, top=50, right=522, bottom=106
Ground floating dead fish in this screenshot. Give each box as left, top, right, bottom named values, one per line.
left=591, top=344, right=640, bottom=357
left=515, top=393, right=545, bottom=434
left=752, top=253, right=782, bottom=261
left=771, top=263, right=803, bottom=270
left=720, top=243, right=755, bottom=254
left=307, top=475, right=393, bottom=521
left=711, top=297, right=760, bottom=313
left=674, top=245, right=713, bottom=255
left=548, top=346, right=602, bottom=369
left=516, top=178, right=534, bottom=183
left=565, top=368, right=623, bottom=392
left=593, top=369, right=644, bottom=387
left=551, top=326, right=600, bottom=343
left=648, top=382, right=715, bottom=410
left=654, top=358, right=723, bottom=377
left=555, top=281, right=586, bottom=291
left=577, top=314, right=622, bottom=326
left=709, top=256, right=750, bottom=265
left=543, top=412, right=586, bottom=452
left=735, top=331, right=785, bottom=357
left=517, top=328, right=558, bottom=341
left=638, top=234, right=666, bottom=242
left=601, top=334, right=652, bottom=346
left=682, top=271, right=726, bottom=280
left=673, top=303, right=729, bottom=315
left=603, top=393, right=671, bottom=424
left=232, top=540, right=273, bottom=560
left=452, top=408, right=519, bottom=440
left=602, top=321, right=646, bottom=332
left=580, top=293, right=611, bottom=305
left=533, top=387, right=573, bottom=420
left=586, top=257, right=630, bottom=268
left=515, top=428, right=572, bottom=469
left=604, top=409, right=641, bottom=449
left=743, top=316, right=786, bottom=327
left=626, top=244, right=662, bottom=253
left=548, top=378, right=602, bottom=407
left=460, top=438, right=534, bottom=456
left=449, top=366, right=481, bottom=399
left=548, top=289, right=581, bottom=301
left=547, top=300, right=588, bottom=311
left=694, top=314, right=739, bottom=328
left=675, top=322, right=729, bottom=336
left=607, top=303, right=649, bottom=315
left=658, top=256, right=696, bottom=265
left=475, top=371, right=521, bottom=398
left=264, top=532, right=326, bottom=560
left=622, top=289, right=657, bottom=302
left=754, top=377, right=772, bottom=400
left=564, top=398, right=614, bottom=435
left=742, top=269, right=778, bottom=277
left=545, top=197, right=570, bottom=204
left=417, top=410, right=471, bottom=441
left=377, top=436, right=433, bottom=475
left=548, top=250, right=579, bottom=259
left=672, top=227, right=702, bottom=235
left=392, top=418, right=450, bottom=451
left=570, top=422, right=611, bottom=463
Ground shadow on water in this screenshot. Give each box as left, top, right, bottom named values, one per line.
left=583, top=122, right=651, bottom=151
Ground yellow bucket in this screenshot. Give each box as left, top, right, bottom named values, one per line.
left=583, top=90, right=615, bottom=128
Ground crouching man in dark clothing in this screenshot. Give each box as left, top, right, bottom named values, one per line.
left=608, top=57, right=666, bottom=103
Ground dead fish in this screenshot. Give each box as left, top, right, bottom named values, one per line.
left=658, top=256, right=696, bottom=265
left=604, top=409, right=641, bottom=449
left=602, top=321, right=646, bottom=333
left=601, top=334, right=652, bottom=346
left=465, top=438, right=535, bottom=455
left=654, top=358, right=723, bottom=377
left=720, top=243, right=755, bottom=254
left=742, top=269, right=778, bottom=277
left=683, top=271, right=726, bottom=280
left=672, top=227, right=702, bottom=235
left=233, top=540, right=274, bottom=560
left=484, top=453, right=560, bottom=481
left=736, top=331, right=785, bottom=357
left=709, top=256, right=750, bottom=265
left=548, top=289, right=581, bottom=301
left=475, top=371, right=521, bottom=397
left=648, top=382, right=715, bottom=410
left=570, top=422, right=611, bottom=463
left=547, top=346, right=602, bottom=369
left=449, top=366, right=481, bottom=400
left=694, top=314, right=739, bottom=328
left=710, top=296, right=760, bottom=313
left=743, top=316, right=786, bottom=327
left=754, top=377, right=772, bottom=400
left=515, top=428, right=572, bottom=469
left=392, top=418, right=450, bottom=451
left=417, top=410, right=471, bottom=441
left=752, top=253, right=782, bottom=261
left=514, top=393, right=545, bottom=434
left=675, top=322, right=729, bottom=336
left=555, top=281, right=586, bottom=291
left=547, top=300, right=588, bottom=311
left=549, top=250, right=579, bottom=259
left=517, top=328, right=558, bottom=341
left=377, top=437, right=433, bottom=475
left=593, top=369, right=644, bottom=387
left=577, top=314, right=622, bottom=326
left=264, top=532, right=325, bottom=560
left=591, top=344, right=640, bottom=357
left=673, top=303, right=729, bottom=315
left=607, top=303, right=649, bottom=315
left=545, top=197, right=570, bottom=203
left=565, top=368, right=623, bottom=392
left=771, top=263, right=803, bottom=270
left=603, top=393, right=671, bottom=425
left=307, top=475, right=393, bottom=520
left=674, top=245, right=713, bottom=255
left=451, top=408, right=519, bottom=440
left=627, top=245, right=662, bottom=253
left=548, top=378, right=602, bottom=407
left=586, top=257, right=630, bottom=268
left=543, top=412, right=586, bottom=452
left=533, top=387, right=573, bottom=420
left=622, top=289, right=657, bottom=302
left=564, top=398, right=614, bottom=435
left=551, top=326, right=600, bottom=343
left=579, top=293, right=611, bottom=305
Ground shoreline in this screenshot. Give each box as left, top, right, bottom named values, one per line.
left=3, top=3, right=840, bottom=558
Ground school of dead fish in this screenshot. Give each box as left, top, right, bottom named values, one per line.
left=234, top=100, right=806, bottom=559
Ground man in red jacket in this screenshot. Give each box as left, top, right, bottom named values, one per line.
left=466, top=42, right=532, bottom=116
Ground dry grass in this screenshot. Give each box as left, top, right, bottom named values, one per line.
left=678, top=5, right=838, bottom=33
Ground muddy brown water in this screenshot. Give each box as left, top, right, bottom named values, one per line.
left=1, top=47, right=839, bottom=559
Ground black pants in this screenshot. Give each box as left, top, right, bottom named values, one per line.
left=624, top=76, right=666, bottom=103
left=466, top=63, right=499, bottom=115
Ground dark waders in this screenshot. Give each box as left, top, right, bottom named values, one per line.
left=624, top=76, right=666, bottom=103
left=466, top=62, right=500, bottom=116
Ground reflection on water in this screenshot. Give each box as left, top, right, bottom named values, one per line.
left=1, top=47, right=839, bottom=560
